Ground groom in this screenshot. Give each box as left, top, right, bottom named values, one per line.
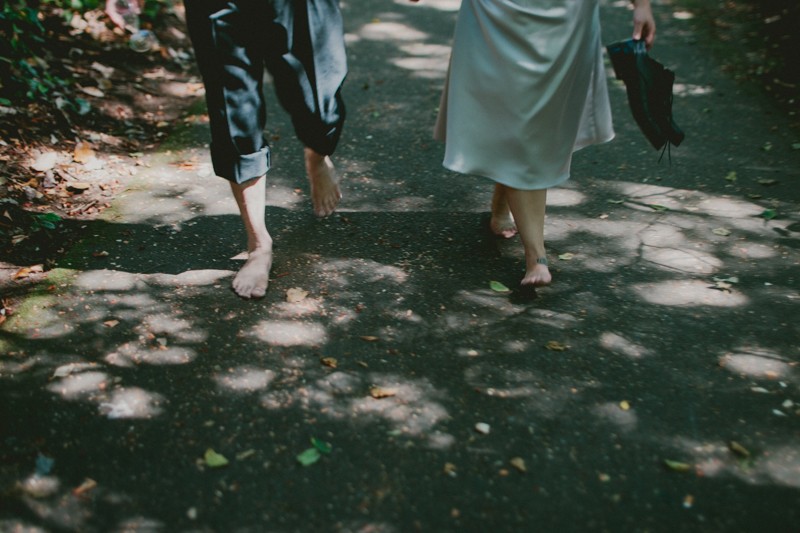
left=185, top=0, right=347, bottom=298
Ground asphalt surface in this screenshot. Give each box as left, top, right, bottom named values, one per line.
left=2, top=1, right=799, bottom=531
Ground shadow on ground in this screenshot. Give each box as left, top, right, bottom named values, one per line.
left=1, top=0, right=799, bottom=531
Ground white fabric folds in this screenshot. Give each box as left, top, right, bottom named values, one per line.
left=435, top=0, right=614, bottom=190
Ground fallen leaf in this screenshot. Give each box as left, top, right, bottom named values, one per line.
left=13, top=264, right=44, bottom=279
left=712, top=228, right=731, bottom=236
left=311, top=437, right=332, bottom=454
left=619, top=400, right=631, bottom=411
left=489, top=280, right=510, bottom=293
left=73, top=142, right=96, bottom=164
left=68, top=182, right=91, bottom=192
left=361, top=335, right=380, bottom=342
left=545, top=340, right=568, bottom=351
left=683, top=494, right=694, bottom=508
left=443, top=463, right=457, bottom=477
left=760, top=208, right=777, bottom=220
left=761, top=142, right=773, bottom=152
left=370, top=386, right=397, bottom=399
left=724, top=171, right=737, bottom=182
left=236, top=449, right=256, bottom=460
left=203, top=448, right=229, bottom=468
left=510, top=457, right=527, bottom=473
left=320, top=357, right=338, bottom=368
left=729, top=441, right=750, bottom=458
left=607, top=198, right=625, bottom=204
left=664, top=459, right=692, bottom=472
left=103, top=320, right=119, bottom=328
left=758, top=178, right=779, bottom=186
left=72, top=478, right=97, bottom=496
left=286, top=287, right=308, bottom=303
left=558, top=253, right=574, bottom=261
left=296, top=448, right=321, bottom=466
left=79, top=86, right=105, bottom=98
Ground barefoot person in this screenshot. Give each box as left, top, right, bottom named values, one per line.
left=435, top=0, right=655, bottom=289
left=185, top=0, right=347, bottom=298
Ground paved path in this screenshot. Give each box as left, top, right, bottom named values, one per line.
left=2, top=1, right=799, bottom=531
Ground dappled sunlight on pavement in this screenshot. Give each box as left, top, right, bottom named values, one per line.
left=1, top=0, right=799, bottom=530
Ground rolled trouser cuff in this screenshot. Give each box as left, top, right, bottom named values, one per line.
left=211, top=145, right=271, bottom=185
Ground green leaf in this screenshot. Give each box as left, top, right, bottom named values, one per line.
left=489, top=281, right=510, bottom=293
left=606, top=198, right=625, bottom=204
left=724, top=171, right=737, bottom=182
left=664, top=459, right=692, bottom=472
left=296, top=448, right=321, bottom=466
left=204, top=448, right=229, bottom=468
left=311, top=437, right=332, bottom=454
left=792, top=143, right=800, bottom=150
left=761, top=209, right=777, bottom=220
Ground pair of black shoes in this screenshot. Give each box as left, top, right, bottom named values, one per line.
left=606, top=39, right=685, bottom=153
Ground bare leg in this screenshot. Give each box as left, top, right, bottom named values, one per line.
left=304, top=147, right=341, bottom=217
left=504, top=187, right=552, bottom=287
left=229, top=177, right=273, bottom=299
left=490, top=183, right=518, bottom=238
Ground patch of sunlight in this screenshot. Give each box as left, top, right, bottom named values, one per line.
left=0, top=520, right=48, bottom=532
left=525, top=309, right=580, bottom=330
left=427, top=431, right=456, bottom=450
left=760, top=445, right=800, bottom=489
left=356, top=21, right=428, bottom=42
left=265, top=183, right=304, bottom=209
left=349, top=383, right=449, bottom=435
left=396, top=0, right=460, bottom=11
left=719, top=348, right=795, bottom=380
left=99, top=387, right=165, bottom=419
left=214, top=366, right=276, bottom=393
left=550, top=217, right=649, bottom=254
left=74, top=269, right=143, bottom=291
left=145, top=269, right=232, bottom=287
left=673, top=437, right=800, bottom=489
left=464, top=365, right=578, bottom=418
left=457, top=290, right=525, bottom=316
left=600, top=332, right=651, bottom=359
left=639, top=224, right=685, bottom=247
left=642, top=246, right=722, bottom=274
left=391, top=43, right=451, bottom=78
left=318, top=259, right=409, bottom=286
left=548, top=187, right=587, bottom=207
left=248, top=320, right=328, bottom=347
left=632, top=280, right=748, bottom=307
left=385, top=195, right=435, bottom=210
left=673, top=10, right=695, bottom=20
left=384, top=308, right=424, bottom=324
left=733, top=242, right=778, bottom=259
left=115, top=345, right=197, bottom=366
left=286, top=373, right=450, bottom=439
left=593, top=402, right=638, bottom=432
left=114, top=517, right=167, bottom=531
left=695, top=197, right=764, bottom=218
left=440, top=312, right=475, bottom=333
left=271, top=298, right=325, bottom=318
left=673, top=83, right=713, bottom=97
left=48, top=371, right=109, bottom=400
left=142, top=314, right=207, bottom=343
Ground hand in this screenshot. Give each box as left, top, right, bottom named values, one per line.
left=632, top=0, right=656, bottom=48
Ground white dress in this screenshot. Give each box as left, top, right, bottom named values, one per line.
left=434, top=0, right=614, bottom=190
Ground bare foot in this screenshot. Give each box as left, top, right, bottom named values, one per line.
left=232, top=249, right=272, bottom=299
left=490, top=211, right=517, bottom=238
left=521, top=261, right=551, bottom=287
left=305, top=147, right=341, bottom=217
left=490, top=184, right=517, bottom=238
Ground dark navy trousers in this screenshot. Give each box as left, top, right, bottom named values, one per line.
left=185, top=0, right=347, bottom=184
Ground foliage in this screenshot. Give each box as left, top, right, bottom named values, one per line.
left=0, top=0, right=169, bottom=110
